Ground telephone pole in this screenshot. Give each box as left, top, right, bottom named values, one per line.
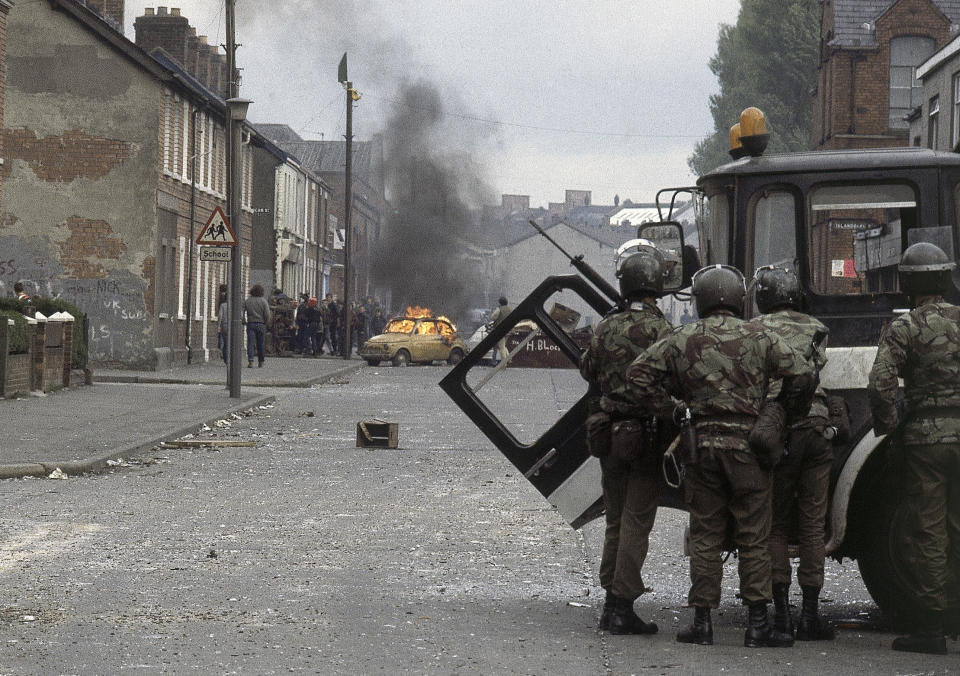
left=338, top=54, right=359, bottom=360
left=225, top=0, right=250, bottom=397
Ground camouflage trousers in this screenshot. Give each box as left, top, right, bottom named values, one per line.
left=770, top=426, right=833, bottom=588
left=599, top=456, right=660, bottom=601
left=903, top=442, right=960, bottom=612
left=684, top=446, right=772, bottom=607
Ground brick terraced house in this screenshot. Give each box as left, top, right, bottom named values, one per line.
left=1, top=2, right=332, bottom=368
left=813, top=0, right=960, bottom=150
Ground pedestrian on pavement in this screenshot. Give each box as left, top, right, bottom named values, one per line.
left=353, top=304, right=368, bottom=350
left=13, top=281, right=29, bottom=301
left=579, top=247, right=672, bottom=635
left=305, top=297, right=324, bottom=355
left=489, top=296, right=513, bottom=363
left=625, top=264, right=815, bottom=648
left=217, top=284, right=229, bottom=365
left=244, top=284, right=271, bottom=368
left=868, top=242, right=960, bottom=655
left=753, top=266, right=836, bottom=642
left=295, top=293, right=312, bottom=353
left=370, top=308, right=386, bottom=336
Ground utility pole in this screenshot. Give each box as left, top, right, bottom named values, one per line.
left=225, top=0, right=250, bottom=398
left=338, top=54, right=359, bottom=360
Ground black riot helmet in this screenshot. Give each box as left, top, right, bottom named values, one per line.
left=691, top=264, right=746, bottom=317
left=617, top=247, right=665, bottom=299
left=754, top=265, right=802, bottom=313
left=898, top=242, right=956, bottom=297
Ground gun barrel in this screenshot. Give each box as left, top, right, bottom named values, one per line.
left=528, top=220, right=622, bottom=305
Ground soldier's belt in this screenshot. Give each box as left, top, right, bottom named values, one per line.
left=694, top=415, right=756, bottom=430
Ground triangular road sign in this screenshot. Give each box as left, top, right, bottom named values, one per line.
left=196, top=207, right=237, bottom=246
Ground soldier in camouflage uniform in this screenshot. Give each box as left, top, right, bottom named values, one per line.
left=868, top=242, right=959, bottom=655
left=753, top=266, right=835, bottom=642
left=625, top=264, right=815, bottom=648
left=580, top=248, right=672, bottom=635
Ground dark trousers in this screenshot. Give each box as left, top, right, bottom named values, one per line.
left=217, top=330, right=227, bottom=364
left=770, top=426, right=833, bottom=588
left=296, top=321, right=310, bottom=352
left=684, top=445, right=773, bottom=607
left=903, top=442, right=960, bottom=612
left=246, top=322, right=265, bottom=362
left=599, top=456, right=660, bottom=601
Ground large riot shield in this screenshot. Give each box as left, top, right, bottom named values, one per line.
left=438, top=274, right=613, bottom=528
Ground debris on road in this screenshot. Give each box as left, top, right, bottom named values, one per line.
left=47, top=468, right=67, bottom=480
left=160, top=440, right=256, bottom=448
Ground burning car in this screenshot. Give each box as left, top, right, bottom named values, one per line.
left=359, top=306, right=468, bottom=367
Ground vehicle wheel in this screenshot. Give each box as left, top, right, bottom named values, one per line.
left=856, top=476, right=959, bottom=631
left=364, top=359, right=380, bottom=367
left=392, top=349, right=410, bottom=367
left=447, top=348, right=464, bottom=365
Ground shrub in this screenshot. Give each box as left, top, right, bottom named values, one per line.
left=0, top=310, right=30, bottom=354
left=0, top=296, right=88, bottom=367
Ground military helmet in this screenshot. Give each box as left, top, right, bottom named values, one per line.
left=691, top=264, right=746, bottom=316
left=754, top=265, right=802, bottom=313
left=898, top=242, right=955, bottom=297
left=617, top=247, right=664, bottom=298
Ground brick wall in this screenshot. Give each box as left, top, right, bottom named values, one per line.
left=85, top=0, right=124, bottom=30
left=815, top=0, right=952, bottom=150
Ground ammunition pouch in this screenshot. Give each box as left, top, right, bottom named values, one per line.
left=585, top=411, right=613, bottom=458
left=749, top=401, right=786, bottom=470
left=609, top=417, right=662, bottom=471
left=825, top=394, right=851, bottom=443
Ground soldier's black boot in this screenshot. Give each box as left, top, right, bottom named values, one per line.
left=598, top=591, right=615, bottom=631
left=773, top=583, right=794, bottom=637
left=676, top=606, right=713, bottom=645
left=795, top=585, right=834, bottom=641
left=744, top=602, right=794, bottom=648
left=609, top=595, right=658, bottom=635
left=892, top=612, right=948, bottom=655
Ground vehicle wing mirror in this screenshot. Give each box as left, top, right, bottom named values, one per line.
left=638, top=221, right=687, bottom=292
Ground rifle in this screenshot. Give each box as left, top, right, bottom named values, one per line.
left=528, top=220, right=623, bottom=306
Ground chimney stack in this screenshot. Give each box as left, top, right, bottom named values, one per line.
left=135, top=7, right=229, bottom=97
left=85, top=0, right=125, bottom=31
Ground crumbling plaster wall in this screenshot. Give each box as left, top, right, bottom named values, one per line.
left=1, top=4, right=161, bottom=367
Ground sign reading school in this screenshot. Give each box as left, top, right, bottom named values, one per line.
left=196, top=207, right=237, bottom=246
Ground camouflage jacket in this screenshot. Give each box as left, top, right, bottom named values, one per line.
left=755, top=309, right=830, bottom=424
left=868, top=300, right=960, bottom=444
left=625, top=312, right=815, bottom=451
left=579, top=301, right=672, bottom=417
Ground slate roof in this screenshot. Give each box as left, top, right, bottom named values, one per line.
left=254, top=124, right=304, bottom=144
left=829, top=0, right=960, bottom=49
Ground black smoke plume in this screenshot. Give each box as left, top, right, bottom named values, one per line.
left=372, top=80, right=496, bottom=325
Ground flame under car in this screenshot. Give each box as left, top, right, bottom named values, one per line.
left=360, top=312, right=467, bottom=367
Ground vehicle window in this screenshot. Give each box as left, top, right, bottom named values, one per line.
left=808, top=183, right=918, bottom=295
left=704, top=193, right=729, bottom=265
left=415, top=320, right=438, bottom=335
left=385, top=319, right=414, bottom=333
left=751, top=189, right=797, bottom=271
left=437, top=321, right=456, bottom=338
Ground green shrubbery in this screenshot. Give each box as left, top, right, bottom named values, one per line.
left=0, top=309, right=30, bottom=353
left=0, top=297, right=88, bottom=366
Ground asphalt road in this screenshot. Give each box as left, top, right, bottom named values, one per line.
left=0, top=365, right=954, bottom=674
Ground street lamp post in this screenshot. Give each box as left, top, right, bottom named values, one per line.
left=227, top=96, right=251, bottom=399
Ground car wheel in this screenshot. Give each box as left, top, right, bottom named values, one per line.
left=447, top=348, right=464, bottom=365
left=364, top=359, right=380, bottom=366
left=392, top=349, right=410, bottom=367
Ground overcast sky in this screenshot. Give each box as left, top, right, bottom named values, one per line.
left=124, top=1, right=742, bottom=208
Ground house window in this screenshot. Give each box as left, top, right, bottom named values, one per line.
left=889, top=36, right=935, bottom=129
left=929, top=95, right=940, bottom=149
left=952, top=73, right=960, bottom=150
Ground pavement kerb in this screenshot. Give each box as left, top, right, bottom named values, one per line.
left=94, top=361, right=363, bottom=387
left=0, top=393, right=276, bottom=481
